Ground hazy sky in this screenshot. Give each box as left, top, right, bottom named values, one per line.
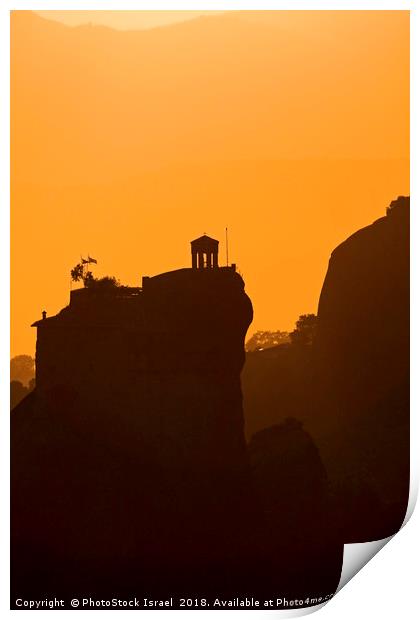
left=11, top=10, right=409, bottom=356
left=35, top=10, right=224, bottom=31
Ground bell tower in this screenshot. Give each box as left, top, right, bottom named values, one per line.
left=191, top=235, right=219, bottom=269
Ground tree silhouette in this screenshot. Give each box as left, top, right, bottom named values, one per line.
left=70, top=262, right=119, bottom=289
left=246, top=330, right=290, bottom=351
left=290, top=314, right=318, bottom=346
left=90, top=275, right=119, bottom=288
left=10, top=355, right=35, bottom=386
left=70, top=263, right=84, bottom=283
left=83, top=270, right=95, bottom=287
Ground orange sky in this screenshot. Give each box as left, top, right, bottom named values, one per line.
left=11, top=10, right=409, bottom=356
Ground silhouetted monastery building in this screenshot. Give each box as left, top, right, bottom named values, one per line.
left=31, top=236, right=252, bottom=470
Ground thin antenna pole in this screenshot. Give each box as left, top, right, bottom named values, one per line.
left=225, top=227, right=229, bottom=266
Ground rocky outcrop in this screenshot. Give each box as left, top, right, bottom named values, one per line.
left=315, top=196, right=409, bottom=541
left=12, top=267, right=254, bottom=599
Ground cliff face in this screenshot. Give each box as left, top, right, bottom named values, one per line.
left=315, top=196, right=409, bottom=540
left=12, top=267, right=254, bottom=598
left=33, top=267, right=252, bottom=465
